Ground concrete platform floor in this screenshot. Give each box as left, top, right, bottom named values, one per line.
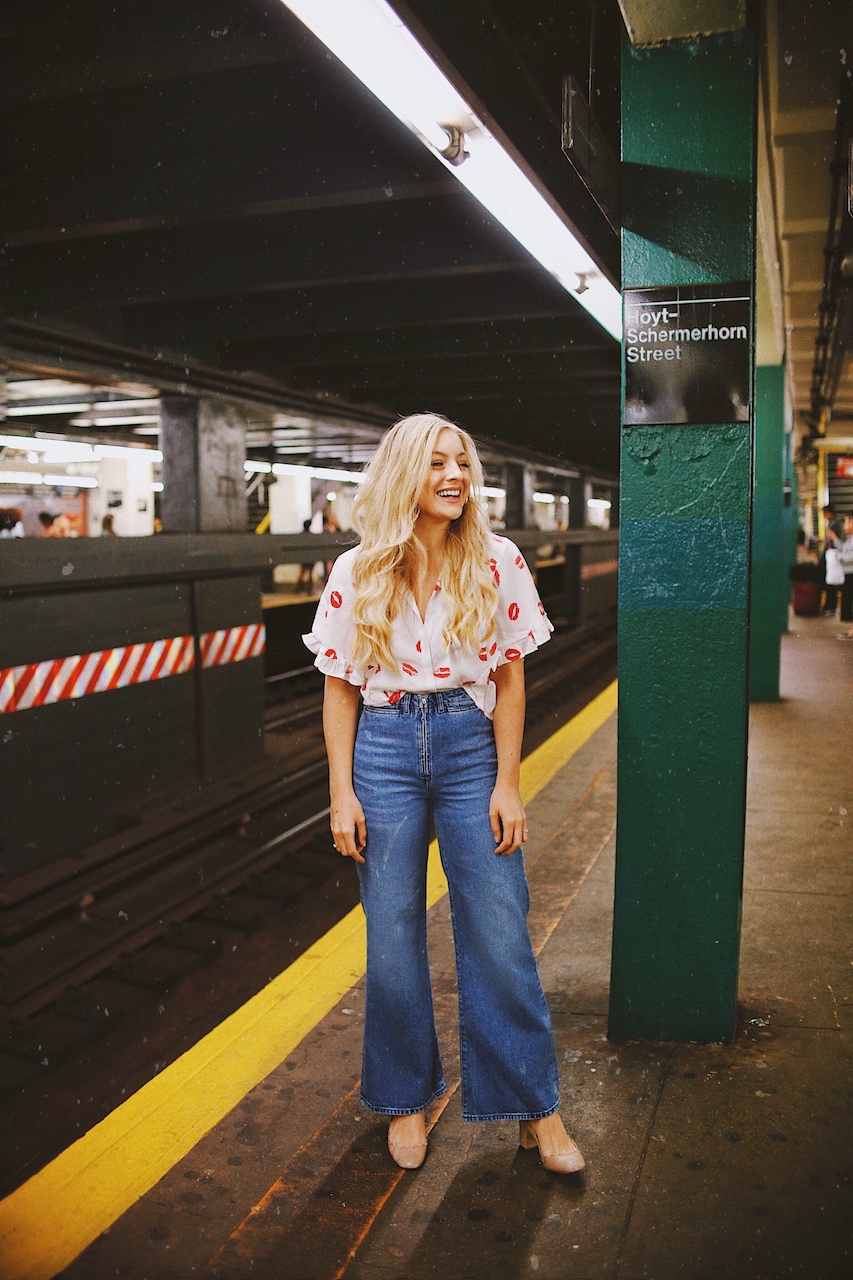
left=62, top=617, right=851, bottom=1280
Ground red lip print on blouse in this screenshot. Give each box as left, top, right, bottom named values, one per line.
left=306, top=539, right=552, bottom=715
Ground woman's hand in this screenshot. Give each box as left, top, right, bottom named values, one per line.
left=489, top=659, right=527, bottom=855
left=489, top=780, right=527, bottom=856
left=323, top=676, right=367, bottom=862
left=330, top=788, right=367, bottom=863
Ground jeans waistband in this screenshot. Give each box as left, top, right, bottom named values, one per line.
left=371, top=688, right=473, bottom=715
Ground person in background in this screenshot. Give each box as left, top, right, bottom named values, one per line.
left=820, top=505, right=844, bottom=615
left=837, top=514, right=853, bottom=638
left=0, top=507, right=25, bottom=537
left=322, top=506, right=341, bottom=584
left=295, top=518, right=316, bottom=594
left=101, top=513, right=117, bottom=536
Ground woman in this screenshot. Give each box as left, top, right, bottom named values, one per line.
left=838, top=514, right=853, bottom=638
left=304, top=413, right=584, bottom=1174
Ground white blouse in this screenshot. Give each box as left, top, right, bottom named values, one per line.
left=303, top=535, right=553, bottom=719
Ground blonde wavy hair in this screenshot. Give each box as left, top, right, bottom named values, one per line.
left=350, top=414, right=498, bottom=672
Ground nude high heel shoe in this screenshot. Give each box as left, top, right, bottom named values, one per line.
left=519, top=1118, right=585, bottom=1174
left=388, top=1113, right=428, bottom=1169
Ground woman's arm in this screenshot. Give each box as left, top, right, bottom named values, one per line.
left=489, top=659, right=527, bottom=855
left=323, top=675, right=367, bottom=863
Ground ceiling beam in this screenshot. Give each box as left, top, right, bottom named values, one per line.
left=6, top=181, right=463, bottom=249
left=225, top=317, right=606, bottom=370
left=117, top=270, right=586, bottom=352
left=9, top=196, right=525, bottom=312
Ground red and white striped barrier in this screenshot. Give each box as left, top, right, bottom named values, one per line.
left=0, top=634, right=196, bottom=715
left=0, top=624, right=265, bottom=715
left=199, top=623, right=265, bottom=668
left=581, top=558, right=619, bottom=581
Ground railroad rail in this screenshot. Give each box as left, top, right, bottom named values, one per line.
left=1, top=615, right=615, bottom=1017
left=0, top=621, right=615, bottom=1198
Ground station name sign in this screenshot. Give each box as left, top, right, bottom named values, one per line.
left=623, top=282, right=751, bottom=426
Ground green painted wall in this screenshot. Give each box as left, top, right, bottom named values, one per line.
left=750, top=365, right=785, bottom=699
left=610, top=30, right=756, bottom=1043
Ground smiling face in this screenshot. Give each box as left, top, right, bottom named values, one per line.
left=415, top=426, right=471, bottom=529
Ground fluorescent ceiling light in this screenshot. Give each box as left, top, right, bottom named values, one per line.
left=6, top=403, right=94, bottom=416
left=533, top=491, right=555, bottom=504
left=0, top=470, right=44, bottom=485
left=587, top=497, right=612, bottom=509
left=245, top=460, right=273, bottom=474
left=151, top=482, right=165, bottom=492
left=478, top=485, right=506, bottom=499
left=281, top=0, right=621, bottom=340
left=71, top=415, right=160, bottom=427
left=0, top=469, right=98, bottom=488
left=21, top=440, right=97, bottom=464
left=0, top=433, right=56, bottom=452
left=273, top=462, right=365, bottom=484
left=96, top=444, right=162, bottom=462
left=43, top=474, right=98, bottom=488
left=91, top=400, right=160, bottom=412
left=0, top=435, right=160, bottom=463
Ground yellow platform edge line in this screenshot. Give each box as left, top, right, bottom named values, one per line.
left=0, top=679, right=617, bottom=1280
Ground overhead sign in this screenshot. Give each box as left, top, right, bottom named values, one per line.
left=623, top=282, right=751, bottom=426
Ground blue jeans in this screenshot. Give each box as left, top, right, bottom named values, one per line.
left=353, top=688, right=561, bottom=1122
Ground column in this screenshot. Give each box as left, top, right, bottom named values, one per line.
left=503, top=462, right=534, bottom=530
left=567, top=475, right=587, bottom=528
left=609, top=28, right=756, bottom=1042
left=160, top=396, right=247, bottom=533
left=750, top=365, right=786, bottom=700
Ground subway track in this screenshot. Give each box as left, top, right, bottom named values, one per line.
left=0, top=615, right=615, bottom=1197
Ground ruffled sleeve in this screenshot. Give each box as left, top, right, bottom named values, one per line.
left=302, top=549, right=365, bottom=686
left=491, top=538, right=554, bottom=666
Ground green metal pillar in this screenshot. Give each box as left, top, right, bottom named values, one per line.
left=750, top=364, right=785, bottom=699
left=609, top=30, right=756, bottom=1042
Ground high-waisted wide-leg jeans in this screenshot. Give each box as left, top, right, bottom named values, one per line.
left=353, top=688, right=560, bottom=1122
